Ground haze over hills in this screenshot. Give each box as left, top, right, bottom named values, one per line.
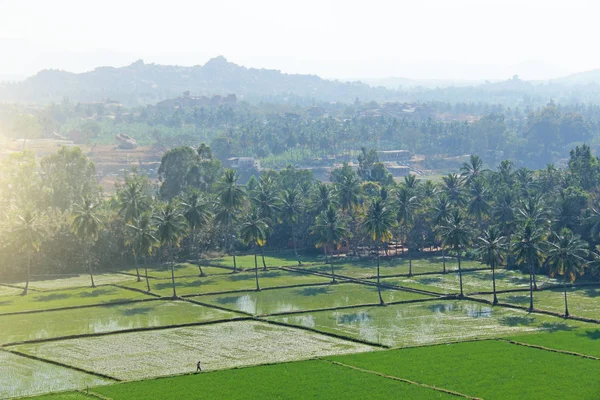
left=2, top=56, right=600, bottom=107
left=0, top=56, right=394, bottom=106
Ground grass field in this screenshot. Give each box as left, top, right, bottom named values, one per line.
left=13, top=321, right=374, bottom=381
left=0, top=285, right=23, bottom=296
left=298, top=256, right=484, bottom=279
left=119, top=263, right=232, bottom=279
left=269, top=300, right=585, bottom=347
left=0, top=351, right=110, bottom=399
left=208, top=252, right=320, bottom=269
left=198, top=283, right=432, bottom=315
left=510, top=328, right=600, bottom=358
left=9, top=274, right=137, bottom=292
left=91, top=359, right=453, bottom=400
left=121, top=269, right=329, bottom=297
left=480, top=286, right=600, bottom=319
left=387, top=269, right=560, bottom=295
left=0, top=286, right=150, bottom=314
left=327, top=340, right=600, bottom=399
left=0, top=300, right=241, bottom=345
left=4, top=252, right=600, bottom=400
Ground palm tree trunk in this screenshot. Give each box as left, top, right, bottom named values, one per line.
left=87, top=245, right=96, bottom=288
left=134, top=253, right=141, bottom=282
left=442, top=246, right=447, bottom=274
left=457, top=248, right=464, bottom=297
left=233, top=253, right=238, bottom=273
left=195, top=230, right=205, bottom=277
left=327, top=247, right=336, bottom=284
left=261, top=246, right=267, bottom=271
left=23, top=250, right=31, bottom=296
left=506, top=233, right=512, bottom=267
left=144, top=256, right=151, bottom=292
left=528, top=260, right=534, bottom=312
left=170, top=248, right=177, bottom=298
left=532, top=265, right=538, bottom=290
left=254, top=247, right=260, bottom=291
left=377, top=243, right=384, bottom=305
left=408, top=239, right=413, bottom=276
left=563, top=277, right=569, bottom=317
left=491, top=262, right=498, bottom=305
left=291, top=223, right=301, bottom=265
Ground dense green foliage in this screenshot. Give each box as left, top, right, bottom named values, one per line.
left=3, top=142, right=600, bottom=320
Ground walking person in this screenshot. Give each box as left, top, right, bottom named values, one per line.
left=196, top=360, right=202, bottom=372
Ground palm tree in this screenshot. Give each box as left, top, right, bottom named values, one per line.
left=12, top=211, right=43, bottom=295
left=517, top=196, right=550, bottom=290
left=477, top=227, right=506, bottom=305
left=461, top=154, right=486, bottom=185
left=154, top=202, right=186, bottom=298
left=440, top=210, right=471, bottom=297
left=71, top=197, right=103, bottom=288
left=362, top=198, right=396, bottom=305
left=337, top=173, right=360, bottom=213
left=431, top=194, right=451, bottom=273
left=280, top=188, right=304, bottom=265
left=513, top=221, right=544, bottom=311
left=239, top=207, right=269, bottom=291
left=214, top=169, right=246, bottom=272
left=546, top=229, right=588, bottom=317
left=116, top=171, right=151, bottom=223
left=442, top=173, right=466, bottom=208
left=181, top=191, right=212, bottom=276
left=467, top=177, right=490, bottom=229
left=396, top=186, right=419, bottom=275
left=251, top=176, right=281, bottom=270
left=493, top=190, right=516, bottom=267
left=311, top=181, right=337, bottom=215
left=311, top=205, right=350, bottom=284
left=126, top=213, right=157, bottom=292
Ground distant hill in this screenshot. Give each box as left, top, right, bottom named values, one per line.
left=0, top=56, right=395, bottom=106
left=554, top=69, right=600, bottom=85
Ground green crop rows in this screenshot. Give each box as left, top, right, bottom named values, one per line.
left=2, top=254, right=600, bottom=399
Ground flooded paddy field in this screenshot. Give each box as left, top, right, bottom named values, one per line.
left=0, top=351, right=111, bottom=399
left=12, top=321, right=374, bottom=381
left=268, top=300, right=586, bottom=347
left=198, top=283, right=433, bottom=315
left=0, top=300, right=241, bottom=345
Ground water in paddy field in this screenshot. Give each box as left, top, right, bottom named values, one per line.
left=270, top=300, right=576, bottom=347
left=199, top=283, right=429, bottom=315
left=0, top=351, right=110, bottom=398
left=0, top=301, right=236, bottom=345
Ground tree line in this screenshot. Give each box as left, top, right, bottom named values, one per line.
left=3, top=143, right=600, bottom=316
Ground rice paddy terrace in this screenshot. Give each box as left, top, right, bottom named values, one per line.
left=2, top=254, right=599, bottom=399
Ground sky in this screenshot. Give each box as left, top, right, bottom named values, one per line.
left=0, top=0, right=598, bottom=82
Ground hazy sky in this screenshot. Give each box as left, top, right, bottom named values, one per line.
left=0, top=0, right=597, bottom=81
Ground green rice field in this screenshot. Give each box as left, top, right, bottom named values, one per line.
left=327, top=340, right=600, bottom=399
left=3, top=253, right=600, bottom=399
left=121, top=269, right=329, bottom=296
left=119, top=263, right=233, bottom=279
left=0, top=286, right=149, bottom=314
left=387, top=269, right=560, bottom=295
left=298, top=256, right=484, bottom=279
left=510, top=328, right=600, bottom=357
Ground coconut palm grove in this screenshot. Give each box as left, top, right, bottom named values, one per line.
left=1, top=142, right=600, bottom=399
